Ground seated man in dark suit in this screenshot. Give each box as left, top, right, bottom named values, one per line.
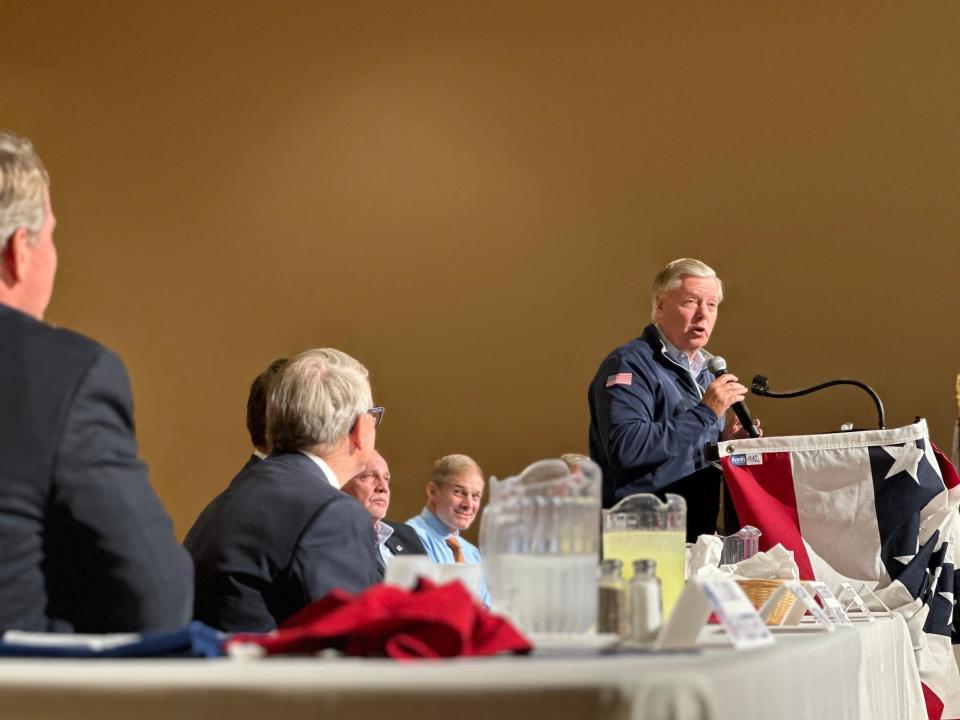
left=342, top=450, right=428, bottom=577
left=185, top=348, right=382, bottom=631
left=243, top=357, right=287, bottom=468
left=0, top=131, right=193, bottom=632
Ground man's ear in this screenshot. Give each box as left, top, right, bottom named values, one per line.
left=349, top=414, right=374, bottom=456
left=348, top=417, right=364, bottom=452
left=2, top=229, right=32, bottom=283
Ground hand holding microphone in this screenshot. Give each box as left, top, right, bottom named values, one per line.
left=704, top=356, right=761, bottom=438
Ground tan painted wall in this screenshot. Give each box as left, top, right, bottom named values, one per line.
left=3, top=2, right=959, bottom=540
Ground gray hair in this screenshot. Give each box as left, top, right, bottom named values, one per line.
left=430, top=454, right=483, bottom=489
left=650, top=258, right=723, bottom=321
left=0, top=131, right=49, bottom=249
left=267, top=348, right=373, bottom=455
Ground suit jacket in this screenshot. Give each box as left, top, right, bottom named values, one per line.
left=184, top=452, right=380, bottom=632
left=383, top=520, right=428, bottom=557
left=0, top=304, right=194, bottom=633
left=239, top=453, right=261, bottom=473
left=372, top=520, right=429, bottom=579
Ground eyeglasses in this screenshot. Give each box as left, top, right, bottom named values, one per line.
left=368, top=406, right=385, bottom=427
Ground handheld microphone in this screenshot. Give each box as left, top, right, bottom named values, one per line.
left=706, top=356, right=761, bottom=438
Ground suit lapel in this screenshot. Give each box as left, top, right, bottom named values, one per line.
left=384, top=533, right=408, bottom=555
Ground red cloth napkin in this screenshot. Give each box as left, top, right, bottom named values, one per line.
left=226, top=578, right=531, bottom=659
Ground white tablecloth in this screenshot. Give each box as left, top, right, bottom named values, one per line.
left=0, top=615, right=924, bottom=720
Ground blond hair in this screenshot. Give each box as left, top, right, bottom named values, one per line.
left=430, top=454, right=483, bottom=489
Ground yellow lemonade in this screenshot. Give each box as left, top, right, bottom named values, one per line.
left=603, top=530, right=686, bottom=619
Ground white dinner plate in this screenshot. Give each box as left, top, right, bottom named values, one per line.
left=528, top=633, right=621, bottom=652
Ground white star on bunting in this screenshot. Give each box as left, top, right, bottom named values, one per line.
left=882, top=442, right=924, bottom=483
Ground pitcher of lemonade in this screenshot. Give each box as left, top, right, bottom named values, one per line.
left=602, top=493, right=686, bottom=619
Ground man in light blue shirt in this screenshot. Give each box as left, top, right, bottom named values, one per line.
left=406, top=454, right=489, bottom=605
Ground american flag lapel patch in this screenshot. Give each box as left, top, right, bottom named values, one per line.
left=606, top=372, right=632, bottom=388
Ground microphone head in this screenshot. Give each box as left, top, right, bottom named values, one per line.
left=707, top=356, right=727, bottom=374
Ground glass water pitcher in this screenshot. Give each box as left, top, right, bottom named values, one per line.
left=479, top=458, right=601, bottom=635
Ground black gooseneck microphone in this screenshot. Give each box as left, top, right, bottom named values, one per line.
left=706, top=356, right=761, bottom=438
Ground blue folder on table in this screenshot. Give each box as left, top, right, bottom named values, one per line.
left=0, top=621, right=225, bottom=658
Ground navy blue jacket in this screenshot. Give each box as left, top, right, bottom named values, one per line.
left=184, top=452, right=380, bottom=632
left=589, top=324, right=722, bottom=508
left=0, top=303, right=193, bottom=632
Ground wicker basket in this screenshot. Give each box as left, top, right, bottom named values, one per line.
left=736, top=579, right=796, bottom=625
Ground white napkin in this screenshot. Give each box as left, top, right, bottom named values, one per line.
left=721, top=544, right=799, bottom=580
left=686, top=534, right=723, bottom=578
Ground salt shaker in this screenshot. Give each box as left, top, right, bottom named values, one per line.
left=630, top=558, right=662, bottom=643
left=597, top=558, right=628, bottom=637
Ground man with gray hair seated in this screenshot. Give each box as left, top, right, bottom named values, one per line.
left=342, top=450, right=428, bottom=577
left=406, top=454, right=489, bottom=605
left=185, top=348, right=382, bottom=631
left=588, top=257, right=756, bottom=540
left=0, top=131, right=192, bottom=633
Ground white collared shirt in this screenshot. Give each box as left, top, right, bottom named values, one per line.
left=375, top=520, right=396, bottom=567
left=654, top=324, right=710, bottom=378
left=298, top=451, right=341, bottom=489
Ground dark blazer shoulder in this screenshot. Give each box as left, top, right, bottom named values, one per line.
left=0, top=304, right=191, bottom=633
left=240, top=454, right=261, bottom=473
left=1, top=303, right=104, bottom=358
left=188, top=452, right=350, bottom=553
left=253, top=453, right=345, bottom=500
left=0, top=304, right=126, bottom=409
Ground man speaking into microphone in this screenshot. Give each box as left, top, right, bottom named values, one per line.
left=587, top=258, right=758, bottom=540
